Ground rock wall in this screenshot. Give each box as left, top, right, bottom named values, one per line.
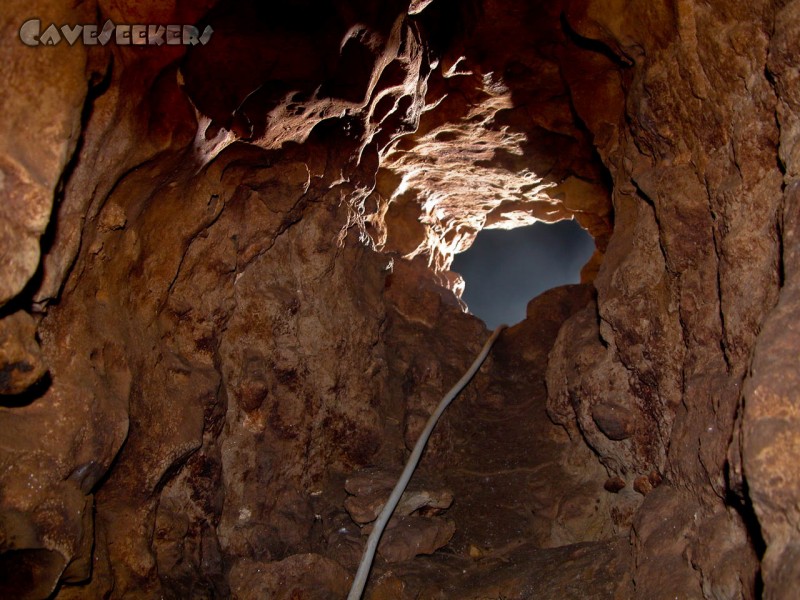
left=0, top=0, right=798, bottom=598
left=548, top=1, right=796, bottom=596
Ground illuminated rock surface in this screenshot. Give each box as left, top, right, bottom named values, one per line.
left=0, top=0, right=798, bottom=598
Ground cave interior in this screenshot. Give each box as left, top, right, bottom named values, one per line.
left=1, top=0, right=800, bottom=598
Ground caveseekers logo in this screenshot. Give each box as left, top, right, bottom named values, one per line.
left=19, top=18, right=213, bottom=46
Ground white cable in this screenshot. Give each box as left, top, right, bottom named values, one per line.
left=347, top=324, right=508, bottom=599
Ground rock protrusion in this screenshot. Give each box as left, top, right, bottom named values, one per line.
left=0, top=311, right=48, bottom=399
left=344, top=467, right=455, bottom=562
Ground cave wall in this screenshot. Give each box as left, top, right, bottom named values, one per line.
left=0, top=0, right=799, bottom=598
left=548, top=1, right=797, bottom=596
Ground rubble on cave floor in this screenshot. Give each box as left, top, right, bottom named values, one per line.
left=300, top=284, right=638, bottom=598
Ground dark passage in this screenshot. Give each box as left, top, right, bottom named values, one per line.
left=452, top=219, right=595, bottom=328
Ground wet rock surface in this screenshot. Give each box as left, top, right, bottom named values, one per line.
left=0, top=0, right=799, bottom=598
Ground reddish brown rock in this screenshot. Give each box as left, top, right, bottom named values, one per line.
left=591, top=401, right=636, bottom=441
left=0, top=0, right=799, bottom=599
left=375, top=0, right=612, bottom=276
left=0, top=311, right=47, bottom=397
left=603, top=477, right=626, bottom=493
left=741, top=183, right=800, bottom=595
left=632, top=476, right=653, bottom=496
left=344, top=467, right=453, bottom=524
left=228, top=554, right=351, bottom=600
left=735, top=4, right=800, bottom=596
left=374, top=515, right=456, bottom=563
left=342, top=467, right=456, bottom=563
left=0, top=1, right=93, bottom=307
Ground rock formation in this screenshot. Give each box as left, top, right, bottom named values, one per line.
left=0, top=0, right=798, bottom=598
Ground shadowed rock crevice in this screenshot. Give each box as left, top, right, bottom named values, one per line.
left=1, top=0, right=799, bottom=598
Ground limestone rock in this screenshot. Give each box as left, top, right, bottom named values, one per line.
left=0, top=311, right=47, bottom=397
left=0, top=1, right=92, bottom=306
left=0, top=0, right=799, bottom=598
left=741, top=182, right=800, bottom=596
left=343, top=467, right=456, bottom=562
left=591, top=402, right=636, bottom=441
left=228, top=554, right=351, bottom=600
left=374, top=515, right=456, bottom=563
left=344, top=467, right=454, bottom=524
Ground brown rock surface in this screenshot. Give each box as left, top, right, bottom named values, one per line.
left=376, top=0, right=613, bottom=274
left=228, top=553, right=352, bottom=600
left=0, top=1, right=92, bottom=307
left=0, top=0, right=799, bottom=598
left=0, top=311, right=47, bottom=397
left=372, top=515, right=456, bottom=563
left=344, top=468, right=454, bottom=524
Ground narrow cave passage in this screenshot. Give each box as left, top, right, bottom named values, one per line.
left=452, top=220, right=596, bottom=328
left=2, top=0, right=795, bottom=597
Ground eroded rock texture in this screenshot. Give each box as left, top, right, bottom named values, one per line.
left=1, top=0, right=799, bottom=598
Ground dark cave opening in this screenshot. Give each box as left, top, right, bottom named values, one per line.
left=452, top=219, right=595, bottom=328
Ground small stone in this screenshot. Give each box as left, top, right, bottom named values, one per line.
left=591, top=402, right=636, bottom=441
left=98, top=202, right=127, bottom=231
left=633, top=476, right=654, bottom=496
left=648, top=470, right=663, bottom=488
left=604, top=477, right=627, bottom=493
left=375, top=515, right=456, bottom=563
